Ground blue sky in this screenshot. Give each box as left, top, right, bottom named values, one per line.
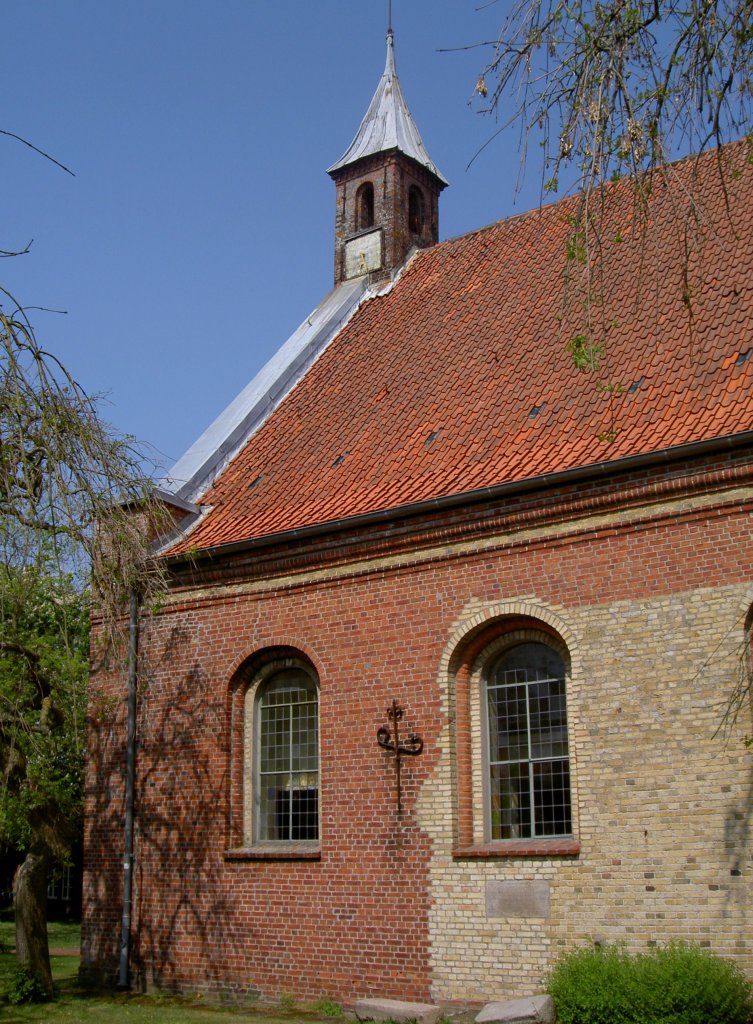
left=2, top=1, right=551, bottom=476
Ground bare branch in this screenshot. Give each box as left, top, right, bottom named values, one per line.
left=0, top=297, right=170, bottom=635
left=0, top=241, right=32, bottom=258
left=0, top=129, right=75, bottom=177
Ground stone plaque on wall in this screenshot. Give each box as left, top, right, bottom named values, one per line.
left=344, top=229, right=383, bottom=278
left=486, top=879, right=551, bottom=919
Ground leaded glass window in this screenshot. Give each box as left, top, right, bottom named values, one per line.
left=256, top=669, right=319, bottom=842
left=486, top=642, right=571, bottom=840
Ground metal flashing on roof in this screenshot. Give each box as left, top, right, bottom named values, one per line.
left=152, top=487, right=200, bottom=517
left=327, top=30, right=447, bottom=186
left=161, top=276, right=371, bottom=504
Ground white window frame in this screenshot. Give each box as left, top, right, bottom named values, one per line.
left=470, top=629, right=573, bottom=845
left=243, top=658, right=320, bottom=847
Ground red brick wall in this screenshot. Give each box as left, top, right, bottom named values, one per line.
left=81, top=454, right=753, bottom=1003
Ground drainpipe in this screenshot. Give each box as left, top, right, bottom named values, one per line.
left=118, top=590, right=140, bottom=989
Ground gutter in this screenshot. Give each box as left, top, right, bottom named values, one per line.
left=164, top=429, right=753, bottom=567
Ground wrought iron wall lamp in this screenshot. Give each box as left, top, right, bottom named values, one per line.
left=376, top=699, right=423, bottom=815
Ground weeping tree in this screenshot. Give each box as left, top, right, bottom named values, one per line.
left=0, top=564, right=88, bottom=996
left=468, top=0, right=753, bottom=378
left=472, top=0, right=753, bottom=183
left=466, top=1, right=753, bottom=725
left=0, top=298, right=166, bottom=996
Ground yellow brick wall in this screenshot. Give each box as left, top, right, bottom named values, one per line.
left=421, top=584, right=753, bottom=1002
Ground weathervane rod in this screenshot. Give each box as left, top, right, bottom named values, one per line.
left=388, top=0, right=392, bottom=35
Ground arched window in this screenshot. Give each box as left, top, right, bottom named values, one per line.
left=408, top=185, right=425, bottom=235
left=356, top=182, right=375, bottom=231
left=485, top=641, right=571, bottom=840
left=255, top=667, right=319, bottom=842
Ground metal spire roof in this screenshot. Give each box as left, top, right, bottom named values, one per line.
left=327, top=30, right=448, bottom=185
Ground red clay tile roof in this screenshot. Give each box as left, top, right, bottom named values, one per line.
left=168, top=143, right=753, bottom=554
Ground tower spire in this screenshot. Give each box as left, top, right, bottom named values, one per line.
left=326, top=29, right=447, bottom=184
left=327, top=21, right=448, bottom=285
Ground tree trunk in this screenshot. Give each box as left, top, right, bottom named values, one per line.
left=13, top=846, right=53, bottom=996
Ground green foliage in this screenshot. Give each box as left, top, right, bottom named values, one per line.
left=597, top=381, right=625, bottom=396
left=0, top=920, right=79, bottom=952
left=567, top=334, right=604, bottom=371
left=548, top=941, right=753, bottom=1024
left=0, top=562, right=88, bottom=857
left=310, top=997, right=343, bottom=1017
left=5, top=962, right=51, bottom=1004
left=565, top=230, right=588, bottom=265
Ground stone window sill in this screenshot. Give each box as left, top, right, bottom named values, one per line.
left=225, top=843, right=321, bottom=862
left=452, top=838, right=580, bottom=859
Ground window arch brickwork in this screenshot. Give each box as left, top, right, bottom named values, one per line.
left=228, top=646, right=320, bottom=855
left=441, top=602, right=581, bottom=858
left=356, top=181, right=375, bottom=231
left=408, top=184, right=425, bottom=235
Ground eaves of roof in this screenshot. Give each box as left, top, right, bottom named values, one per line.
left=163, top=427, right=753, bottom=566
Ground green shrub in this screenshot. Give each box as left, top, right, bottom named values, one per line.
left=311, top=996, right=343, bottom=1017
left=548, top=941, right=753, bottom=1024
left=5, top=963, right=50, bottom=1005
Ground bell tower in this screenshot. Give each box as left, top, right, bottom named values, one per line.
left=327, top=27, right=448, bottom=286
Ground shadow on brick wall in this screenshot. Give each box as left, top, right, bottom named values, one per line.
left=82, top=623, right=258, bottom=1002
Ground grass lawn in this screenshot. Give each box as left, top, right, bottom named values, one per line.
left=1, top=993, right=349, bottom=1024
left=0, top=920, right=80, bottom=951
left=1, top=922, right=354, bottom=1024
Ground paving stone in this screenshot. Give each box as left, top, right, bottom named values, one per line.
left=475, top=995, right=554, bottom=1024
left=355, top=998, right=443, bottom=1024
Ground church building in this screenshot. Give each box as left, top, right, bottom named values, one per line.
left=82, top=25, right=753, bottom=1007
